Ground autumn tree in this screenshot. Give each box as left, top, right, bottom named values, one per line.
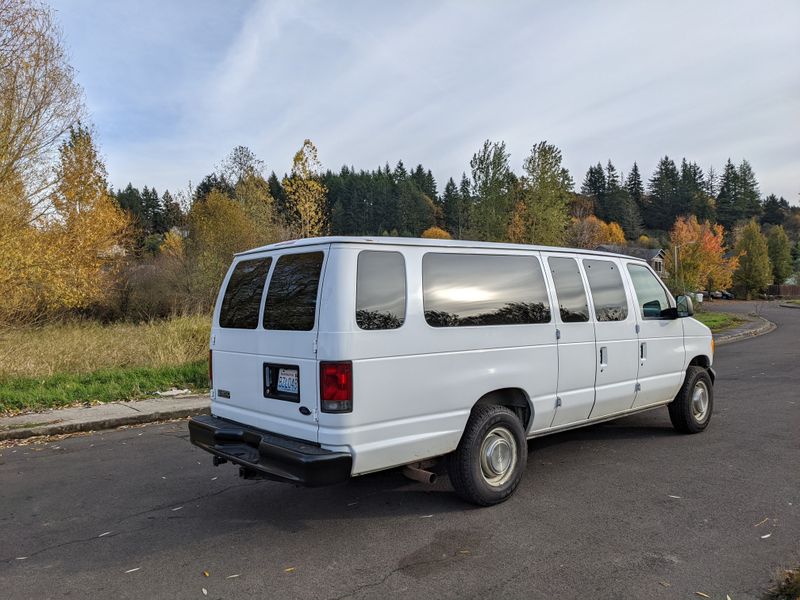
left=283, top=139, right=327, bottom=238
left=0, top=0, right=84, bottom=218
left=766, top=225, right=792, bottom=285
left=567, top=215, right=626, bottom=249
left=506, top=142, right=572, bottom=246
left=664, top=216, right=737, bottom=293
left=421, top=226, right=451, bottom=239
left=733, top=219, right=772, bottom=299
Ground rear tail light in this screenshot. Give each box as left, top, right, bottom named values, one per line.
left=320, top=361, right=352, bottom=413
left=208, top=349, right=213, bottom=388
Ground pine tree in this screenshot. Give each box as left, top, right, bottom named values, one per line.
left=442, top=177, right=462, bottom=237
left=161, top=190, right=183, bottom=230
left=646, top=156, right=680, bottom=230
left=581, top=163, right=606, bottom=218
left=737, top=160, right=762, bottom=221
left=625, top=163, right=645, bottom=212
left=762, top=194, right=789, bottom=226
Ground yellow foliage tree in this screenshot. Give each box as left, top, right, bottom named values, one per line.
left=567, top=215, right=626, bottom=249
left=283, top=139, right=327, bottom=238
left=421, top=226, right=452, bottom=239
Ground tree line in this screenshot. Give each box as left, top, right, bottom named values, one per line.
left=1, top=0, right=798, bottom=325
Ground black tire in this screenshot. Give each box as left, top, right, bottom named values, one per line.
left=447, top=405, right=527, bottom=506
left=668, top=366, right=714, bottom=434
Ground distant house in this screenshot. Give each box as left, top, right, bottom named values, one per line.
left=596, top=244, right=666, bottom=277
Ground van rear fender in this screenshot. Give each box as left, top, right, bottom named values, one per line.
left=471, top=388, right=533, bottom=433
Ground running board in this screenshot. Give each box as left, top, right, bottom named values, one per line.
left=528, top=400, right=672, bottom=439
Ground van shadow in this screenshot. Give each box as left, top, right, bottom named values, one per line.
left=176, top=411, right=677, bottom=532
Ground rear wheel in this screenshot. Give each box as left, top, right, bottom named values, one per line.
left=447, top=405, right=527, bottom=506
left=668, top=366, right=714, bottom=433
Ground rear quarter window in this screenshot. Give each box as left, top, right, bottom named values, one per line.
left=218, top=258, right=272, bottom=329
left=356, top=251, right=406, bottom=330
left=422, top=253, right=551, bottom=327
left=263, top=252, right=324, bottom=331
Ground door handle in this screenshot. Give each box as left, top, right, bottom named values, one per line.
left=599, top=346, right=608, bottom=370
left=640, top=342, right=647, bottom=363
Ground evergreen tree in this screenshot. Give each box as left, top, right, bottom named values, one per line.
left=267, top=171, right=287, bottom=216
left=767, top=225, right=792, bottom=284
left=737, top=160, right=762, bottom=221
left=646, top=156, right=680, bottom=230
left=194, top=173, right=234, bottom=203
left=679, top=160, right=714, bottom=222
left=161, top=190, right=183, bottom=230
left=733, top=219, right=772, bottom=298
left=580, top=163, right=606, bottom=218
left=469, top=140, right=514, bottom=241
left=625, top=162, right=645, bottom=212
left=716, top=159, right=762, bottom=229
left=507, top=142, right=572, bottom=246
left=442, top=177, right=463, bottom=238
left=761, top=194, right=789, bottom=226
left=140, top=186, right=163, bottom=233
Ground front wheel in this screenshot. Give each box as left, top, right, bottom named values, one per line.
left=668, top=366, right=714, bottom=434
left=447, top=405, right=527, bottom=506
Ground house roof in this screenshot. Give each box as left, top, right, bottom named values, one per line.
left=595, top=245, right=665, bottom=261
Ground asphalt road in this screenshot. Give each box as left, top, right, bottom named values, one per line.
left=1, top=301, right=798, bottom=600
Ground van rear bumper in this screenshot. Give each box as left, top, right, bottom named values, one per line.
left=188, top=415, right=352, bottom=486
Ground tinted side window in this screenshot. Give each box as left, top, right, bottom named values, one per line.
left=219, top=258, right=272, bottom=329
left=356, top=251, right=406, bottom=330
left=263, top=252, right=324, bottom=331
left=584, top=259, right=629, bottom=322
left=627, top=263, right=672, bottom=318
left=548, top=257, right=589, bottom=323
left=423, top=253, right=550, bottom=327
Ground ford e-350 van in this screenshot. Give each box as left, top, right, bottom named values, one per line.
left=188, top=237, right=714, bottom=505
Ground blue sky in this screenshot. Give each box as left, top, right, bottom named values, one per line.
left=53, top=0, right=799, bottom=201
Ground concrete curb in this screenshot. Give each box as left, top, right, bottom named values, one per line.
left=779, top=302, right=800, bottom=310
left=713, top=315, right=776, bottom=346
left=0, top=396, right=210, bottom=441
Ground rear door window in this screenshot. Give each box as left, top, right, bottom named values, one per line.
left=584, top=259, right=629, bottom=322
left=627, top=263, right=672, bottom=318
left=263, top=252, right=324, bottom=331
left=219, top=258, right=272, bottom=329
left=356, top=251, right=406, bottom=330
left=548, top=257, right=590, bottom=323
left=422, top=253, right=550, bottom=327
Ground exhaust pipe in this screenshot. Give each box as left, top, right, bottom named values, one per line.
left=403, top=465, right=437, bottom=484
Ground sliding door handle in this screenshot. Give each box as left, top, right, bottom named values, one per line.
left=599, top=346, right=608, bottom=369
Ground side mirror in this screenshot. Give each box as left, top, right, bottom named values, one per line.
left=675, top=294, right=694, bottom=318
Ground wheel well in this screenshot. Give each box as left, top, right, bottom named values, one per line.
left=688, top=355, right=714, bottom=382
left=472, top=388, right=532, bottom=431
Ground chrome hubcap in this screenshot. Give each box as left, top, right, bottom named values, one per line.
left=692, top=381, right=709, bottom=422
left=479, top=427, right=518, bottom=487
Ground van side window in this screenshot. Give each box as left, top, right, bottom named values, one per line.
left=422, top=253, right=550, bottom=327
left=584, top=259, right=629, bottom=322
left=548, top=257, right=589, bottom=323
left=627, top=263, right=672, bottom=318
left=263, top=252, right=324, bottom=331
left=356, top=251, right=406, bottom=330
left=219, top=258, right=272, bottom=329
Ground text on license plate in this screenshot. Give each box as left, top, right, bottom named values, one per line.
left=276, top=368, right=299, bottom=395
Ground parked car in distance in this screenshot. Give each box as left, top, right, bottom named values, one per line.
left=721, top=290, right=735, bottom=299
left=710, top=290, right=723, bottom=299
left=188, top=237, right=715, bottom=505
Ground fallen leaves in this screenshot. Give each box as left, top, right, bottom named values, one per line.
left=760, top=533, right=772, bottom=539
left=124, top=567, right=140, bottom=574
left=284, top=567, right=296, bottom=573
left=695, top=593, right=710, bottom=598
left=226, top=574, right=240, bottom=579
left=98, top=531, right=111, bottom=537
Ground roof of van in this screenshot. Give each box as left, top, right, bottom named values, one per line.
left=235, top=236, right=648, bottom=261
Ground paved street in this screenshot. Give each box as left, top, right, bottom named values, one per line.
left=1, top=301, right=797, bottom=599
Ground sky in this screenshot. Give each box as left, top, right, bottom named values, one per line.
left=52, top=0, right=799, bottom=202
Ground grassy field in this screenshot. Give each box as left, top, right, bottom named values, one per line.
left=0, top=315, right=210, bottom=414
left=693, top=310, right=745, bottom=333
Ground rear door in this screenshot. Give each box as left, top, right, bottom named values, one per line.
left=544, top=254, right=597, bottom=427
left=582, top=257, right=640, bottom=419
left=211, top=247, right=329, bottom=442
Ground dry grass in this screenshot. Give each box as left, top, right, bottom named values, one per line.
left=0, top=315, right=211, bottom=379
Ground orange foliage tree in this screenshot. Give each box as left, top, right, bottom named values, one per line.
left=420, top=226, right=451, bottom=239
left=665, top=215, right=737, bottom=293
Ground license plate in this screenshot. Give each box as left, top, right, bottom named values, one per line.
left=276, top=368, right=299, bottom=395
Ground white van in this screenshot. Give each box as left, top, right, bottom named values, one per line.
left=189, top=237, right=715, bottom=505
